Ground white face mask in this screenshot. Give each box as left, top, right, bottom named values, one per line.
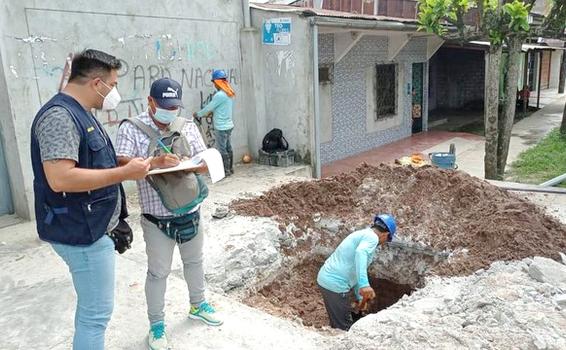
left=96, top=80, right=121, bottom=111
left=153, top=107, right=179, bottom=124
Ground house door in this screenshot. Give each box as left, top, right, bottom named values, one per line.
left=0, top=130, right=13, bottom=216
left=412, top=62, right=424, bottom=134
left=540, top=51, right=551, bottom=90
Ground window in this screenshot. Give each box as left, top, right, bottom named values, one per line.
left=319, top=65, right=333, bottom=84
left=375, top=64, right=397, bottom=119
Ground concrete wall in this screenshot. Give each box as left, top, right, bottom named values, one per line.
left=318, top=33, right=428, bottom=164
left=429, top=47, right=485, bottom=112
left=0, top=0, right=247, bottom=219
left=549, top=50, right=563, bottom=90
left=0, top=50, right=14, bottom=215
left=249, top=10, right=314, bottom=163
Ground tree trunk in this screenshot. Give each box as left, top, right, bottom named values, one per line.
left=484, top=45, right=503, bottom=180
left=560, top=99, right=566, bottom=136
left=496, top=37, right=523, bottom=179
left=561, top=50, right=566, bottom=137
left=558, top=46, right=565, bottom=95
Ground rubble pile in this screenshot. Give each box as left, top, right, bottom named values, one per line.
left=232, top=164, right=566, bottom=331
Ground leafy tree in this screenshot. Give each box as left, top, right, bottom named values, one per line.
left=418, top=0, right=532, bottom=179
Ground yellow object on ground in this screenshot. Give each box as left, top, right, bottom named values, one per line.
left=395, top=153, right=428, bottom=167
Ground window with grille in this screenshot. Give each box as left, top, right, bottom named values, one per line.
left=375, top=64, right=397, bottom=120
left=319, top=65, right=333, bottom=84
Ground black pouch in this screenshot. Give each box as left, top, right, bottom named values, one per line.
left=108, top=185, right=133, bottom=254
left=143, top=210, right=200, bottom=244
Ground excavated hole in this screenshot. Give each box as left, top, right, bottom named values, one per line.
left=244, top=242, right=439, bottom=329
left=352, top=277, right=415, bottom=322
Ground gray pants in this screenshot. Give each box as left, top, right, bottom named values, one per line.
left=318, top=285, right=353, bottom=331
left=141, top=216, right=205, bottom=326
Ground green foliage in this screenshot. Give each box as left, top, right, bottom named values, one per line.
left=507, top=129, right=566, bottom=187
left=418, top=0, right=532, bottom=43
left=503, top=0, right=530, bottom=33
left=542, top=0, right=566, bottom=38
left=417, top=0, right=451, bottom=35
left=484, top=0, right=499, bottom=11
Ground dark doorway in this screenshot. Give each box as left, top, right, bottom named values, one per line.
left=412, top=62, right=424, bottom=134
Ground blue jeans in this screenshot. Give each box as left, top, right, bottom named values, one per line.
left=51, top=235, right=115, bottom=350
left=214, top=128, right=233, bottom=173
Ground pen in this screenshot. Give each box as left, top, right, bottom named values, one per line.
left=157, top=139, right=173, bottom=154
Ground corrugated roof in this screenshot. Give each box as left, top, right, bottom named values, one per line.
left=250, top=0, right=301, bottom=4
left=469, top=41, right=565, bottom=52
left=250, top=3, right=421, bottom=24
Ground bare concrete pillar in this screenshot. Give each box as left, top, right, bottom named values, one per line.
left=239, top=28, right=267, bottom=158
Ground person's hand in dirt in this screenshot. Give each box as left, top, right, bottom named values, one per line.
left=353, top=300, right=368, bottom=314
left=151, top=154, right=180, bottom=169
left=359, top=286, right=376, bottom=307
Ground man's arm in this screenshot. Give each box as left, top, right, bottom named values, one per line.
left=118, top=155, right=180, bottom=170
left=195, top=93, right=224, bottom=118
left=43, top=158, right=150, bottom=193
left=37, top=109, right=150, bottom=193
left=116, top=121, right=180, bottom=171
left=354, top=236, right=378, bottom=305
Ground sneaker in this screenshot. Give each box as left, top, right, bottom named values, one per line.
left=148, top=321, right=168, bottom=350
left=188, top=301, right=223, bottom=326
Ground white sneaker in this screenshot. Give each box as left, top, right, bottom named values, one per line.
left=188, top=301, right=223, bottom=326
left=148, top=321, right=168, bottom=350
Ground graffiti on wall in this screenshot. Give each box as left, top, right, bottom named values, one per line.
left=19, top=9, right=242, bottom=148
left=195, top=91, right=216, bottom=147
left=54, top=53, right=235, bottom=147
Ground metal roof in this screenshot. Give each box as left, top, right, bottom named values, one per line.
left=469, top=41, right=565, bottom=52
left=250, top=3, right=420, bottom=24
left=250, top=0, right=301, bottom=4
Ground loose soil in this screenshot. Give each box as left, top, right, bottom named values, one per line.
left=233, top=164, right=566, bottom=328
left=244, top=256, right=329, bottom=328
left=243, top=256, right=415, bottom=329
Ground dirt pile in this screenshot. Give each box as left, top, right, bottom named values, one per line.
left=244, top=256, right=329, bottom=328
left=234, top=164, right=566, bottom=329
left=232, top=164, right=566, bottom=276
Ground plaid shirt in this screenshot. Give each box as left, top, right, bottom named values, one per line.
left=115, top=112, right=207, bottom=218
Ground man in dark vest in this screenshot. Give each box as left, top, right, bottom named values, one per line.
left=30, top=49, right=151, bottom=350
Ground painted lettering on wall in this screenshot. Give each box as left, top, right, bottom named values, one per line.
left=93, top=97, right=145, bottom=127
left=194, top=90, right=216, bottom=148
left=53, top=55, right=237, bottom=148
left=186, top=40, right=216, bottom=62
left=124, top=64, right=239, bottom=91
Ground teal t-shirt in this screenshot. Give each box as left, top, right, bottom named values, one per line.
left=196, top=90, right=234, bottom=131
left=317, top=227, right=379, bottom=299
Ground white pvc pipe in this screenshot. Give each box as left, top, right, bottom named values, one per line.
left=241, top=0, right=251, bottom=28
left=540, top=173, right=566, bottom=187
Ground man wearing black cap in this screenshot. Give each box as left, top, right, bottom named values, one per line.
left=116, top=78, right=222, bottom=350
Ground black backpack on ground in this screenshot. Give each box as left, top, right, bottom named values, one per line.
left=262, top=128, right=289, bottom=153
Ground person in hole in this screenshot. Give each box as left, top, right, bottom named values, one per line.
left=317, top=214, right=397, bottom=330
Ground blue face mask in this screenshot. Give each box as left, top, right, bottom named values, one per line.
left=153, top=107, right=179, bottom=124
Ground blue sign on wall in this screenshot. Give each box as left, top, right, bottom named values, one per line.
left=262, top=18, right=291, bottom=46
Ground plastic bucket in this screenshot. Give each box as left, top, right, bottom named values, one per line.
left=429, top=152, right=456, bottom=169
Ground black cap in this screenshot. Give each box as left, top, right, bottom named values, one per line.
left=150, top=78, right=183, bottom=108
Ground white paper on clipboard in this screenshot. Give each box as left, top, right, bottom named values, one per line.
left=147, top=148, right=225, bottom=183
